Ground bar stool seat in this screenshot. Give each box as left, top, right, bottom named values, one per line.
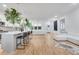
left=22, top=32, right=29, bottom=46
left=16, top=35, right=25, bottom=49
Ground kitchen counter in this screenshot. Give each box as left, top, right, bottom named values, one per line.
left=1, top=31, right=28, bottom=52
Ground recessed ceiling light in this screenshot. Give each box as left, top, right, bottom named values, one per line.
left=71, top=3, right=77, bottom=5
left=54, top=16, right=57, bottom=18
left=2, top=4, right=7, bottom=7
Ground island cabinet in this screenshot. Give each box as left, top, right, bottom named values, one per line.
left=1, top=31, right=26, bottom=52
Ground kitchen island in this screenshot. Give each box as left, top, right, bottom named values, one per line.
left=1, top=31, right=29, bottom=52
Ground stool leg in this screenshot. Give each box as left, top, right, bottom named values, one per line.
left=16, top=38, right=25, bottom=49
left=21, top=36, right=29, bottom=46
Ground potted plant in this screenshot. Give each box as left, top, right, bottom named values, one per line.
left=25, top=18, right=32, bottom=30
left=4, top=8, right=22, bottom=25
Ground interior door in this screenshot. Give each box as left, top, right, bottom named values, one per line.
left=54, top=20, right=57, bottom=31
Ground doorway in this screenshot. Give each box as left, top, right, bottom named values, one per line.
left=54, top=20, right=58, bottom=31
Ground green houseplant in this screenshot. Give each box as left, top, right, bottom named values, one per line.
left=4, top=8, right=32, bottom=30
left=4, top=8, right=22, bottom=24
left=25, top=18, right=32, bottom=29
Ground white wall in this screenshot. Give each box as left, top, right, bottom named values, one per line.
left=65, top=8, right=79, bottom=36
left=33, top=25, right=47, bottom=34
left=32, top=20, right=54, bottom=34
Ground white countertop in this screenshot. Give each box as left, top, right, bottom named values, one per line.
left=0, top=31, right=21, bottom=34
left=0, top=31, right=28, bottom=35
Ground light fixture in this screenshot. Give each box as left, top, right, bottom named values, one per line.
left=54, top=16, right=57, bottom=18
left=72, top=3, right=77, bottom=5
left=2, top=4, right=7, bottom=7
left=70, top=3, right=77, bottom=6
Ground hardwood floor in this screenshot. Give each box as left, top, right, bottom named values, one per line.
left=0, top=33, right=74, bottom=55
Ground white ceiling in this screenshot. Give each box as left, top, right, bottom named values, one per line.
left=0, top=3, right=79, bottom=23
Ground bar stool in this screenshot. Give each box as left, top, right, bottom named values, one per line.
left=30, top=31, right=32, bottom=40
left=22, top=32, right=28, bottom=46
left=23, top=32, right=30, bottom=45
left=16, top=35, right=25, bottom=49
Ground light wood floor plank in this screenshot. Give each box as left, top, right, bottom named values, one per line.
left=0, top=33, right=73, bottom=55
